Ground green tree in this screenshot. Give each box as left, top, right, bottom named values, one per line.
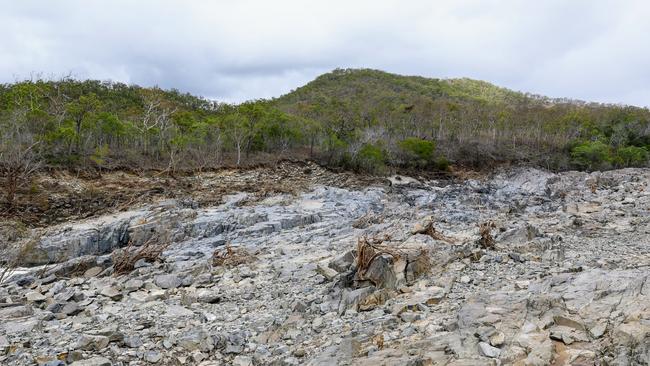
left=398, top=137, right=435, bottom=167
left=571, top=140, right=612, bottom=170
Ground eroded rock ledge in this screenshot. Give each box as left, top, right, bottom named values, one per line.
left=1, top=167, right=649, bottom=365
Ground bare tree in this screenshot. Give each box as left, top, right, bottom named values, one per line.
left=135, top=90, right=177, bottom=156
left=225, top=114, right=250, bottom=166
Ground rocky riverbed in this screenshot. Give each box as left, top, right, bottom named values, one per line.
left=1, top=166, right=649, bottom=365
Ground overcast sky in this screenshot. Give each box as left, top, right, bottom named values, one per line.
left=1, top=0, right=649, bottom=106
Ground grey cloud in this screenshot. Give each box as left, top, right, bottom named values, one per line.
left=0, top=0, right=649, bottom=106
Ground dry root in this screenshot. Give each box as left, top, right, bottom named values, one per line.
left=212, top=245, right=252, bottom=268
left=415, top=220, right=455, bottom=243
left=478, top=221, right=496, bottom=249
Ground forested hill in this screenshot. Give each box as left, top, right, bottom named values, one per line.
left=273, top=68, right=650, bottom=170
left=2, top=69, right=650, bottom=195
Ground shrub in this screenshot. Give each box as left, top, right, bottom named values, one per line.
left=435, top=156, right=451, bottom=171
left=398, top=137, right=435, bottom=167
left=355, top=143, right=386, bottom=173
left=615, top=145, right=648, bottom=167
left=571, top=140, right=612, bottom=170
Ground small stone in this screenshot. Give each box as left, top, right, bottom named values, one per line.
left=145, top=350, right=163, bottom=363
left=26, top=291, right=47, bottom=302
left=292, top=301, right=307, bottom=312
left=196, top=289, right=220, bottom=303
left=69, top=357, right=112, bottom=366
left=154, top=274, right=182, bottom=289
left=124, top=279, right=143, bottom=292
left=16, top=275, right=36, bottom=287
left=190, top=351, right=206, bottom=363
left=489, top=331, right=505, bottom=347
left=44, top=361, right=66, bottom=366
left=99, top=286, right=122, bottom=301
left=328, top=251, right=355, bottom=273
left=75, top=335, right=110, bottom=351
left=460, top=275, right=471, bottom=284
left=316, top=263, right=339, bottom=281
left=133, top=259, right=151, bottom=269
left=40, top=275, right=57, bottom=285
left=233, top=355, right=253, bottom=366
left=66, top=350, right=83, bottom=363
left=83, top=266, right=103, bottom=278
left=61, top=302, right=82, bottom=316
left=400, top=312, right=419, bottom=323
left=123, top=335, right=143, bottom=348
left=478, top=341, right=501, bottom=358
left=589, top=323, right=607, bottom=339
left=312, top=317, right=324, bottom=330
left=293, top=348, right=306, bottom=357
left=515, top=280, right=530, bottom=290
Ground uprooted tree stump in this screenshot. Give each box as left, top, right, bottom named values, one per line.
left=354, top=235, right=432, bottom=289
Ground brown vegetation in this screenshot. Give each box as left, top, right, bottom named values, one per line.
left=478, top=221, right=496, bottom=249
left=212, top=245, right=252, bottom=268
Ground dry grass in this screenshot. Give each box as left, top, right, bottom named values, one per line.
left=212, top=245, right=252, bottom=268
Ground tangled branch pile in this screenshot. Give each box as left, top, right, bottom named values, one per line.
left=112, top=236, right=170, bottom=274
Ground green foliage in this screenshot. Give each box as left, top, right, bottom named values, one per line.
left=398, top=137, right=435, bottom=166
left=355, top=143, right=386, bottom=174
left=571, top=140, right=612, bottom=170
left=615, top=146, right=648, bottom=167
left=2, top=69, right=650, bottom=173
left=435, top=156, right=451, bottom=171
left=90, top=144, right=110, bottom=166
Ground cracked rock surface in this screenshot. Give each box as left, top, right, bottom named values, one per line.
left=1, top=167, right=649, bottom=365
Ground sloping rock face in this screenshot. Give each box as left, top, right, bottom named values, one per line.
left=1, top=167, right=650, bottom=365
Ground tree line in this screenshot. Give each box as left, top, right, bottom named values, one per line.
left=2, top=69, right=650, bottom=208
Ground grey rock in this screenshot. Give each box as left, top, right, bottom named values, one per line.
left=124, top=278, right=143, bottom=292
left=123, top=335, right=143, bottom=348
left=329, top=250, right=356, bottom=273
left=133, top=258, right=151, bottom=269
left=61, top=302, right=82, bottom=316
left=144, top=351, right=162, bottom=363
left=99, top=286, right=122, bottom=300
left=44, top=361, right=66, bottom=366
left=478, top=341, right=501, bottom=358
left=0, top=305, right=33, bottom=318
left=69, top=357, right=112, bottom=366
left=154, top=274, right=182, bottom=289
left=25, top=291, right=47, bottom=302
left=75, top=334, right=110, bottom=351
